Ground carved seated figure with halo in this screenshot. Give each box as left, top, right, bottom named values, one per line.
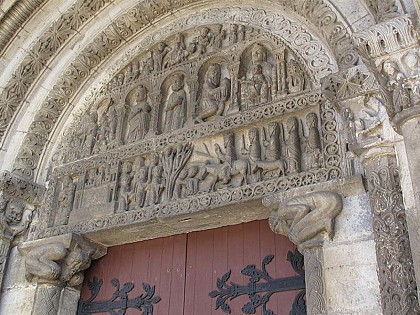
left=195, top=63, right=231, bottom=123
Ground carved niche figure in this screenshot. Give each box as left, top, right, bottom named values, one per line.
left=127, top=85, right=152, bottom=143
left=174, top=169, right=188, bottom=199
left=164, top=74, right=188, bottom=132
left=238, top=25, right=246, bottom=41
left=287, top=59, right=305, bottom=94
left=141, top=52, right=154, bottom=74
left=197, top=27, right=213, bottom=55
left=382, top=60, right=411, bottom=113
left=186, top=166, right=200, bottom=196
left=154, top=42, right=171, bottom=72
left=54, top=176, right=76, bottom=226
left=196, top=63, right=231, bottom=123
left=242, top=44, right=273, bottom=105
left=118, top=161, right=133, bottom=212
left=304, top=113, right=322, bottom=170
left=168, top=33, right=186, bottom=67
left=403, top=52, right=420, bottom=105
left=285, top=117, right=302, bottom=174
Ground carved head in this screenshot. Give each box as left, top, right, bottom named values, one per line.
left=188, top=166, right=199, bottom=178
left=157, top=42, right=166, bottom=52
left=252, top=64, right=263, bottom=76
left=251, top=44, right=266, bottom=63
left=200, top=27, right=210, bottom=36
left=122, top=161, right=132, bottom=173
left=230, top=24, right=238, bottom=32
left=5, top=199, right=24, bottom=225
left=248, top=128, right=259, bottom=141
left=134, top=156, right=146, bottom=168
left=63, top=175, right=73, bottom=188
left=137, top=85, right=148, bottom=101
left=403, top=52, right=419, bottom=72
left=382, top=60, right=399, bottom=76
left=174, top=33, right=183, bottom=43
left=179, top=169, right=188, bottom=180
left=172, top=74, right=185, bottom=92
left=287, top=117, right=298, bottom=131
left=206, top=63, right=221, bottom=87
left=267, top=122, right=279, bottom=136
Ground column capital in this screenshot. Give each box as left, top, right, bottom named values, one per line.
left=18, top=233, right=106, bottom=287
left=268, top=191, right=342, bottom=252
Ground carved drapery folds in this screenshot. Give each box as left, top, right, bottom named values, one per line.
left=269, top=191, right=343, bottom=315
left=18, top=234, right=106, bottom=315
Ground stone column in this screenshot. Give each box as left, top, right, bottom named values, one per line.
left=355, top=142, right=419, bottom=314
left=18, top=233, right=106, bottom=315
left=268, top=190, right=343, bottom=315
left=353, top=14, right=420, bottom=300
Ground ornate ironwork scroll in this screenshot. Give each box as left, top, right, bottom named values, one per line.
left=209, top=250, right=306, bottom=315
left=77, top=277, right=161, bottom=315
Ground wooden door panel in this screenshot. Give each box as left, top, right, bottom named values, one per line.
left=80, top=220, right=299, bottom=315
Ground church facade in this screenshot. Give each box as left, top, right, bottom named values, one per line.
left=0, top=0, right=419, bottom=314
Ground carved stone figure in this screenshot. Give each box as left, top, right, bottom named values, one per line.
left=382, top=60, right=411, bottom=113
left=269, top=191, right=343, bottom=248
left=54, top=176, right=76, bottom=226
left=285, top=117, right=302, bottom=174
left=25, top=243, right=67, bottom=283
left=174, top=169, right=188, bottom=199
left=196, top=27, right=213, bottom=55
left=341, top=107, right=357, bottom=146
left=186, top=166, right=200, bottom=196
left=164, top=74, right=187, bottom=132
left=145, top=158, right=164, bottom=206
left=168, top=33, right=186, bottom=67
left=212, top=24, right=225, bottom=49
left=127, top=85, right=152, bottom=143
left=118, top=161, right=133, bottom=212
left=81, top=112, right=98, bottom=157
left=153, top=42, right=171, bottom=71
left=106, top=100, right=118, bottom=142
left=242, top=64, right=270, bottom=105
left=131, top=157, right=148, bottom=208
left=196, top=63, right=231, bottom=123
left=304, top=113, right=322, bottom=170
left=243, top=128, right=262, bottom=183
left=287, top=59, right=305, bottom=94
left=228, top=24, right=238, bottom=44
left=0, top=198, right=32, bottom=238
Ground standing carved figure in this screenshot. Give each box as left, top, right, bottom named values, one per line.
left=287, top=59, right=305, bottom=94
left=154, top=42, right=171, bottom=71
left=304, top=113, right=322, bottom=170
left=164, top=74, right=187, bottom=132
left=196, top=63, right=231, bottom=123
left=285, top=117, right=302, bottom=174
left=213, top=24, right=225, bottom=49
left=118, top=161, right=133, bottom=212
left=382, top=60, right=411, bottom=113
left=145, top=159, right=164, bottom=206
left=228, top=24, right=238, bottom=44
left=263, top=122, right=282, bottom=161
left=131, top=157, right=148, bottom=208
left=55, top=176, right=76, bottom=226
left=81, top=112, right=98, bottom=157
left=127, top=85, right=152, bottom=142
left=106, top=101, right=118, bottom=142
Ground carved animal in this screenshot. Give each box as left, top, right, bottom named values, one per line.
left=253, top=158, right=286, bottom=178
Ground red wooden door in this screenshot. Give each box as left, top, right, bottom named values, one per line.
left=80, top=220, right=300, bottom=315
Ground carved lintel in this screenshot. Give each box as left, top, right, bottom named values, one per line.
left=18, top=233, right=106, bottom=287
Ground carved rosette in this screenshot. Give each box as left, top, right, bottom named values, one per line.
left=363, top=154, right=420, bottom=314
left=269, top=191, right=343, bottom=315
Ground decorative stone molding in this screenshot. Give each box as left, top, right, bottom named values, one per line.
left=268, top=190, right=343, bottom=315
left=0, top=0, right=46, bottom=53
left=18, top=233, right=106, bottom=315
left=0, top=171, right=43, bottom=204
left=364, top=0, right=400, bottom=23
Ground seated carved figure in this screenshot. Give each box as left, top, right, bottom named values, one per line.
left=241, top=64, right=270, bottom=105
left=196, top=63, right=231, bottom=123
left=269, top=191, right=342, bottom=248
